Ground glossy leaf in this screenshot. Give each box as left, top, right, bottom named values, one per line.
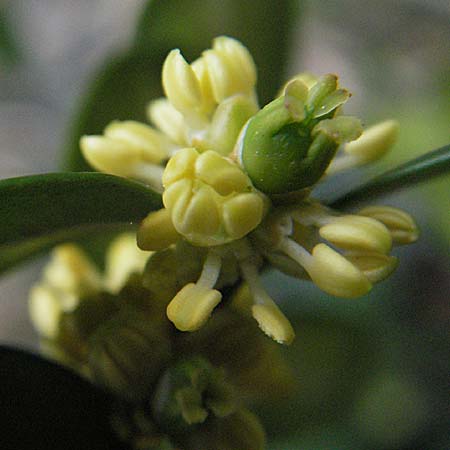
left=0, top=346, right=128, bottom=450
left=0, top=172, right=161, bottom=273
left=329, top=144, right=450, bottom=208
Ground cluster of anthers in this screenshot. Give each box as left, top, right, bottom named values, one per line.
left=79, top=36, right=418, bottom=345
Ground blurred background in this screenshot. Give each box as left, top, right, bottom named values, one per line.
left=0, top=1, right=449, bottom=449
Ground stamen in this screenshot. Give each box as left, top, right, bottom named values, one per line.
left=240, top=259, right=295, bottom=345
left=197, top=251, right=222, bottom=289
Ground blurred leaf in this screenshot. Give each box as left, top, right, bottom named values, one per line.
left=63, top=52, right=162, bottom=171
left=0, top=346, right=128, bottom=450
left=329, top=144, right=450, bottom=208
left=0, top=172, right=161, bottom=273
left=135, top=0, right=300, bottom=104
left=0, top=6, right=20, bottom=66
left=64, top=0, right=300, bottom=171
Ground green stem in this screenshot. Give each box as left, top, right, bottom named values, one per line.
left=329, top=144, right=450, bottom=208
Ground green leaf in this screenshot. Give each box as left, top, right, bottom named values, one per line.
left=0, top=172, right=161, bottom=273
left=0, top=346, right=128, bottom=450
left=329, top=144, right=450, bottom=208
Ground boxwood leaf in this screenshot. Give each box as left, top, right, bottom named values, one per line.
left=0, top=172, right=161, bottom=273
left=329, top=144, right=450, bottom=208
left=0, top=345, right=128, bottom=450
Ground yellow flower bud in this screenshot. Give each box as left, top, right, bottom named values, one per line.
left=345, top=252, right=399, bottom=283
left=252, top=303, right=295, bottom=345
left=162, top=148, right=266, bottom=246
left=166, top=283, right=222, bottom=331
left=344, top=120, right=399, bottom=163
left=147, top=98, right=188, bottom=146
left=162, top=49, right=203, bottom=115
left=104, top=233, right=152, bottom=293
left=29, top=285, right=62, bottom=339
left=319, top=215, right=392, bottom=254
left=358, top=205, right=419, bottom=245
left=137, top=208, right=180, bottom=251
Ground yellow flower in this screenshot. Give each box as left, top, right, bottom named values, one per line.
left=161, top=147, right=267, bottom=247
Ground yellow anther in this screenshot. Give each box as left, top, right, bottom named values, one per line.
left=104, top=233, right=152, bottom=293
left=137, top=208, right=180, bottom=251
left=344, top=119, right=399, bottom=163
left=358, top=205, right=419, bottom=245
left=319, top=215, right=392, bottom=254
left=308, top=244, right=372, bottom=298
left=80, top=135, right=141, bottom=177
left=162, top=49, right=203, bottom=114
left=44, top=244, right=101, bottom=302
left=166, top=283, right=222, bottom=331
left=222, top=193, right=265, bottom=239
left=345, top=252, right=399, bottom=283
left=29, top=285, right=62, bottom=339
left=162, top=147, right=198, bottom=186
left=191, top=56, right=216, bottom=115
left=104, top=121, right=169, bottom=163
left=195, top=150, right=249, bottom=195
left=162, top=148, right=265, bottom=246
left=252, top=303, right=295, bottom=345
left=203, top=36, right=257, bottom=103
left=80, top=121, right=168, bottom=189
left=147, top=98, right=188, bottom=146
left=175, top=184, right=221, bottom=236
left=280, top=240, right=372, bottom=298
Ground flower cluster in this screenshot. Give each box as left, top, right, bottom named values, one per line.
left=29, top=234, right=293, bottom=449
left=79, top=36, right=418, bottom=347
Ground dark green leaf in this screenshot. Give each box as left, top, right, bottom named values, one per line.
left=63, top=51, right=163, bottom=171
left=329, top=144, right=450, bottom=208
left=135, top=0, right=300, bottom=104
left=0, top=172, right=161, bottom=273
left=0, top=346, right=128, bottom=450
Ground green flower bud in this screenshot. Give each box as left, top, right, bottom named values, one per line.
left=152, top=357, right=236, bottom=434
left=239, top=74, right=362, bottom=194
left=88, top=310, right=171, bottom=401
